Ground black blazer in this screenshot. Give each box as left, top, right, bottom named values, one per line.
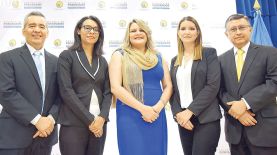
left=219, top=42, right=277, bottom=147
left=57, top=49, right=112, bottom=127
left=0, top=44, right=59, bottom=148
left=170, top=47, right=222, bottom=124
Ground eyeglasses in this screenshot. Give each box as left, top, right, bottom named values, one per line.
left=228, top=25, right=250, bottom=33
left=82, top=25, right=100, bottom=33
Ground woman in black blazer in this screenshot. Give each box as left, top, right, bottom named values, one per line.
left=170, top=16, right=222, bottom=155
left=57, top=16, right=112, bottom=155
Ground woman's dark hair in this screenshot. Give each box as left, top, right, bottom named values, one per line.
left=69, top=15, right=104, bottom=56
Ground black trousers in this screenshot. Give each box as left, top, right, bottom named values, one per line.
left=0, top=138, right=52, bottom=155
left=178, top=117, right=220, bottom=155
left=230, top=128, right=277, bottom=155
left=59, top=124, right=107, bottom=155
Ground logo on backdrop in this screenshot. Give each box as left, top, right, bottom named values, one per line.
left=3, top=21, right=21, bottom=28
left=180, top=2, right=189, bottom=9
left=47, top=21, right=64, bottom=28
left=110, top=1, right=127, bottom=9
left=98, top=0, right=106, bottom=9
left=56, top=0, right=64, bottom=8
left=68, top=1, right=85, bottom=9
left=141, top=1, right=149, bottom=9
left=155, top=40, right=171, bottom=47
left=109, top=40, right=123, bottom=48
left=66, top=40, right=73, bottom=48
left=171, top=21, right=179, bottom=28
left=24, top=1, right=42, bottom=9
left=12, top=0, right=20, bottom=9
left=118, top=19, right=127, bottom=28
left=152, top=2, right=169, bottom=9
left=9, top=39, right=16, bottom=47
left=54, top=39, right=62, bottom=47
left=160, top=20, right=168, bottom=28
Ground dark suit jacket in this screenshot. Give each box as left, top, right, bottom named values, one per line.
left=219, top=42, right=277, bottom=147
left=170, top=47, right=222, bottom=124
left=57, top=49, right=112, bottom=127
left=0, top=44, right=59, bottom=149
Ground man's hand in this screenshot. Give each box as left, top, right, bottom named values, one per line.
left=227, top=100, right=247, bottom=119
left=238, top=110, right=257, bottom=126
left=34, top=117, right=54, bottom=138
left=180, top=120, right=194, bottom=131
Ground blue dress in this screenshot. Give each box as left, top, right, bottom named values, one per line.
left=116, top=55, right=167, bottom=155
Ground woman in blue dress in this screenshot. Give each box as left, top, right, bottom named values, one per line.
left=109, top=19, right=172, bottom=155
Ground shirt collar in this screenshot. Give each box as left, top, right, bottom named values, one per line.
left=26, top=43, right=45, bottom=57
left=233, top=42, right=250, bottom=55
left=181, top=56, right=192, bottom=67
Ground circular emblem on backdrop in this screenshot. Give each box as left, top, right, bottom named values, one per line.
left=54, top=39, right=62, bottom=47
left=12, top=0, right=20, bottom=8
left=56, top=0, right=63, bottom=8
left=118, top=20, right=126, bottom=28
left=98, top=0, right=106, bottom=9
left=160, top=20, right=167, bottom=28
left=9, top=39, right=16, bottom=47
left=141, top=1, right=148, bottom=9
left=180, top=2, right=189, bottom=9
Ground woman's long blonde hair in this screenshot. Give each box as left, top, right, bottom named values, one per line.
left=175, top=16, right=203, bottom=66
left=122, top=19, right=155, bottom=52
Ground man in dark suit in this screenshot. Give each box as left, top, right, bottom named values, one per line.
left=0, top=11, right=59, bottom=155
left=219, top=14, right=277, bottom=155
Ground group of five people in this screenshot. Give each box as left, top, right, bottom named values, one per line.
left=0, top=11, right=277, bottom=155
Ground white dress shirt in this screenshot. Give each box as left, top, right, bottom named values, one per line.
left=89, top=90, right=100, bottom=117
left=233, top=42, right=251, bottom=109
left=176, top=57, right=193, bottom=108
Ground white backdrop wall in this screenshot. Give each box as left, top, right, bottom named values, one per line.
left=0, top=0, right=236, bottom=154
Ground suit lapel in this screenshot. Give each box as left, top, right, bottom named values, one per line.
left=44, top=51, right=54, bottom=95
left=20, top=45, right=42, bottom=89
left=79, top=51, right=94, bottom=76
left=76, top=51, right=99, bottom=80
left=191, top=60, right=199, bottom=87
left=225, top=49, right=240, bottom=92
left=238, top=43, right=259, bottom=89
left=172, top=62, right=180, bottom=99
left=172, top=64, right=178, bottom=88
left=228, top=49, right=238, bottom=83
left=91, top=56, right=100, bottom=80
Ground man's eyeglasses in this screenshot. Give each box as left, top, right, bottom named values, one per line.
left=228, top=25, right=250, bottom=33
left=82, top=25, right=100, bottom=33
